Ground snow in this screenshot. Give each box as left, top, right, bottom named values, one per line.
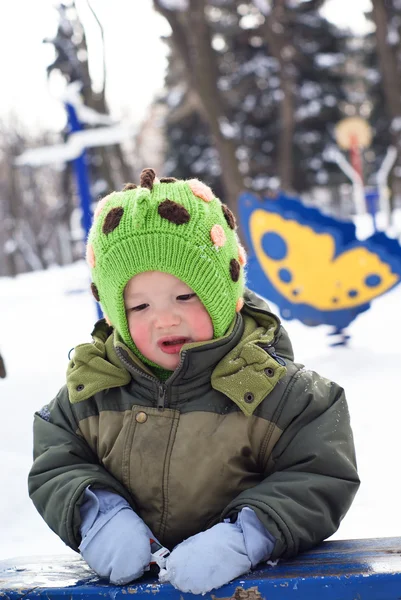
left=392, top=117, right=401, bottom=133
left=252, top=0, right=271, bottom=16
left=218, top=117, right=240, bottom=140
left=314, top=53, right=344, bottom=69
left=387, top=27, right=400, bottom=46
left=0, top=261, right=401, bottom=561
left=167, top=86, right=186, bottom=109
left=15, top=123, right=137, bottom=167
left=157, top=0, right=188, bottom=10
left=62, top=83, right=115, bottom=126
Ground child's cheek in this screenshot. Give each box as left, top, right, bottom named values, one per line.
left=128, top=319, right=149, bottom=352
left=190, top=305, right=214, bottom=341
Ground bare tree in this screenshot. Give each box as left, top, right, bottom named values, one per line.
left=45, top=1, right=133, bottom=191
left=256, top=0, right=297, bottom=191
left=370, top=0, right=401, bottom=194
left=371, top=0, right=401, bottom=125
left=154, top=0, right=245, bottom=212
left=0, top=123, right=74, bottom=275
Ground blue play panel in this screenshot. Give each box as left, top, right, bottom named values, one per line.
left=1, top=537, right=400, bottom=599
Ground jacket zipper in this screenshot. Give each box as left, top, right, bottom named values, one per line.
left=115, top=345, right=188, bottom=411
left=157, top=385, right=166, bottom=411
left=115, top=346, right=166, bottom=408
left=157, top=350, right=188, bottom=409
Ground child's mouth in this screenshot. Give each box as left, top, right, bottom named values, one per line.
left=158, top=337, right=191, bottom=354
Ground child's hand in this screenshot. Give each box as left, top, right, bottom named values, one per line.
left=158, top=508, right=274, bottom=594
left=79, top=488, right=153, bottom=585
left=159, top=521, right=250, bottom=594
left=80, top=506, right=152, bottom=584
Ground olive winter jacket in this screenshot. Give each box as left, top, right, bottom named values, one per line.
left=28, top=290, right=359, bottom=560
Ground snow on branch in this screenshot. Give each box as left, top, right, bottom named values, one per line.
left=15, top=124, right=137, bottom=167
left=62, top=82, right=114, bottom=126
left=252, top=0, right=271, bottom=16
left=157, top=0, right=188, bottom=10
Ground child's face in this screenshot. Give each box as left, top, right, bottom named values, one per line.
left=124, top=271, right=214, bottom=370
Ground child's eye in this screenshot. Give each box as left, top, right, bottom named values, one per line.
left=177, top=293, right=197, bottom=301
left=130, top=303, right=148, bottom=312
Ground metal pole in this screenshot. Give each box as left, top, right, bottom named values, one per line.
left=65, top=102, right=103, bottom=320
left=329, top=149, right=366, bottom=216
left=377, top=146, right=397, bottom=230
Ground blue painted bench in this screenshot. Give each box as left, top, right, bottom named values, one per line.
left=1, top=537, right=400, bottom=599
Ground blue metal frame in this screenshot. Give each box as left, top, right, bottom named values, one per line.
left=1, top=537, right=401, bottom=599
left=65, top=102, right=102, bottom=320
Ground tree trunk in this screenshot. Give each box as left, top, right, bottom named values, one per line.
left=371, top=0, right=401, bottom=121
left=154, top=0, right=245, bottom=214
left=75, top=1, right=133, bottom=190
left=260, top=0, right=296, bottom=191
left=371, top=0, right=401, bottom=202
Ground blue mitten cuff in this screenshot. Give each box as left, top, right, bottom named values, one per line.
left=235, top=507, right=275, bottom=567
left=79, top=487, right=131, bottom=550
left=78, top=487, right=154, bottom=585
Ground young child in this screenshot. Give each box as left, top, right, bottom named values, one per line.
left=28, top=168, right=359, bottom=594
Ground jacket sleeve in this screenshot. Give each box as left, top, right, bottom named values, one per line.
left=28, top=386, right=135, bottom=552
left=221, top=367, right=360, bottom=560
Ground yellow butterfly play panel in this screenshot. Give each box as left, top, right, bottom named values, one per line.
left=251, top=210, right=398, bottom=311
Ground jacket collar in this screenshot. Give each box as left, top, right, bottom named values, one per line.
left=67, top=289, right=292, bottom=414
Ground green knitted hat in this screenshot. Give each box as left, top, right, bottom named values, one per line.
left=86, top=168, right=247, bottom=353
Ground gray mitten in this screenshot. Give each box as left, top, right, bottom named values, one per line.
left=79, top=488, right=153, bottom=585
left=159, top=507, right=275, bottom=594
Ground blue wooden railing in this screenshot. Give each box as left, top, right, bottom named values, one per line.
left=1, top=537, right=400, bottom=599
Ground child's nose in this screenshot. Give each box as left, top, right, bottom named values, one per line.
left=155, top=308, right=180, bottom=329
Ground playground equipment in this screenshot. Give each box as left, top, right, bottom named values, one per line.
left=239, top=117, right=401, bottom=345
left=15, top=84, right=136, bottom=320
left=332, top=116, right=397, bottom=231
left=239, top=190, right=401, bottom=345
left=1, top=537, right=400, bottom=599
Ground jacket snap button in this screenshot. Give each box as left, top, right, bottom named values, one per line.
left=265, top=368, right=275, bottom=377
left=244, top=392, right=254, bottom=404
left=136, top=411, right=148, bottom=424
left=76, top=384, right=84, bottom=391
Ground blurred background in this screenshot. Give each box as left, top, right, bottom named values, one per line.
left=1, top=0, right=401, bottom=560
left=0, top=0, right=401, bottom=275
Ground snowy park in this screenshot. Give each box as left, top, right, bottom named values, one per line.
left=1, top=255, right=400, bottom=561
left=1, top=0, right=401, bottom=580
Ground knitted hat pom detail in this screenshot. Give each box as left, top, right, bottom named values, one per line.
left=238, top=245, right=247, bottom=266
left=122, top=183, right=137, bottom=191
left=140, top=168, right=156, bottom=190
left=236, top=297, right=244, bottom=312
left=187, top=179, right=214, bottom=202
left=160, top=177, right=178, bottom=183
left=86, top=243, right=95, bottom=268
left=94, top=196, right=110, bottom=219
left=211, top=224, right=226, bottom=248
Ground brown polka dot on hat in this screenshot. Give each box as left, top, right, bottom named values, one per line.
left=222, top=204, right=237, bottom=230
left=102, top=207, right=124, bottom=235
left=158, top=199, right=191, bottom=225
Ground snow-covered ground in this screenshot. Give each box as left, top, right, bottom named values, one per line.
left=0, top=261, right=400, bottom=561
